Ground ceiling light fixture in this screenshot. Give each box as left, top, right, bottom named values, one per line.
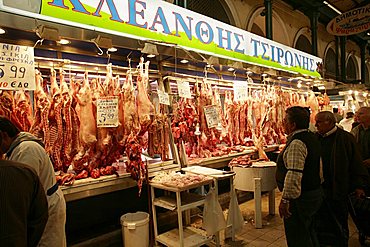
left=180, top=59, right=189, bottom=64
left=58, top=39, right=70, bottom=45
left=323, top=1, right=342, bottom=15
left=228, top=67, right=235, bottom=72
left=318, top=85, right=326, bottom=90
left=246, top=71, right=253, bottom=75
left=0, top=27, right=5, bottom=35
left=108, top=47, right=117, bottom=52
left=261, top=73, right=268, bottom=77
left=297, top=82, right=302, bottom=88
left=141, top=43, right=159, bottom=58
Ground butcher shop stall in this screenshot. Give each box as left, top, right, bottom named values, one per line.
left=0, top=0, right=326, bottom=245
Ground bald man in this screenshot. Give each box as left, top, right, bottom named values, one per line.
left=352, top=107, right=370, bottom=168
left=315, top=111, right=369, bottom=247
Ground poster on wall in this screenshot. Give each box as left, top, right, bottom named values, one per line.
left=0, top=42, right=36, bottom=90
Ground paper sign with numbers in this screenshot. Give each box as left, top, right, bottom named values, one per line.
left=204, top=105, right=220, bottom=128
left=177, top=80, right=192, bottom=99
left=157, top=89, right=170, bottom=105
left=97, top=96, right=119, bottom=127
left=233, top=81, right=248, bottom=102
left=0, top=43, right=36, bottom=90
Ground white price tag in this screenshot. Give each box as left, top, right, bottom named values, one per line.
left=233, top=81, right=248, bottom=102
left=0, top=43, right=36, bottom=90
left=96, top=96, right=119, bottom=127
left=157, top=89, right=170, bottom=105
left=177, top=80, right=192, bottom=99
left=204, top=105, right=220, bottom=128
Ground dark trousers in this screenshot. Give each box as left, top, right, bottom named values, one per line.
left=284, top=188, right=323, bottom=247
left=316, top=191, right=349, bottom=247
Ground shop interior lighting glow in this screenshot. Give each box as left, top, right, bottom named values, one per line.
left=277, top=76, right=282, bottom=80
left=348, top=90, right=353, bottom=94
left=297, top=82, right=302, bottom=88
left=147, top=54, right=156, bottom=58
left=58, top=39, right=70, bottom=45
left=318, top=85, right=326, bottom=90
left=0, top=28, right=6, bottom=34
left=108, top=47, right=117, bottom=52
left=354, top=91, right=359, bottom=96
left=246, top=71, right=253, bottom=75
left=228, top=67, right=235, bottom=71
left=261, top=73, right=267, bottom=77
left=180, top=59, right=189, bottom=64
left=363, top=92, right=368, bottom=97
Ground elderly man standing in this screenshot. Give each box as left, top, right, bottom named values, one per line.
left=276, top=106, right=323, bottom=247
left=352, top=107, right=370, bottom=170
left=315, top=111, right=369, bottom=247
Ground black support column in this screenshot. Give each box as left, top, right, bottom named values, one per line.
left=335, top=36, right=340, bottom=81
left=340, top=36, right=347, bottom=82
left=265, top=0, right=273, bottom=40
left=360, top=42, right=367, bottom=84
left=310, top=10, right=320, bottom=56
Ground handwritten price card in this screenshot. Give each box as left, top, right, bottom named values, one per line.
left=204, top=105, right=220, bottom=128
left=177, top=80, right=192, bottom=99
left=157, top=89, right=170, bottom=105
left=233, top=81, right=248, bottom=102
left=0, top=43, right=35, bottom=90
left=97, top=96, right=119, bottom=127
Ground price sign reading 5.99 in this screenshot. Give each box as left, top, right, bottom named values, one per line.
left=97, top=96, right=119, bottom=127
left=0, top=43, right=36, bottom=90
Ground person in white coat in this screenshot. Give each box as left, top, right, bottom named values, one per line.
left=0, top=116, right=66, bottom=247
left=338, top=112, right=355, bottom=132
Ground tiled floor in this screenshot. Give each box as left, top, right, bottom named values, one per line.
left=211, top=191, right=368, bottom=247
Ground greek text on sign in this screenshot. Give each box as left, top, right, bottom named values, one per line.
left=157, top=89, right=170, bottom=105
left=0, top=43, right=35, bottom=90
left=233, top=81, right=248, bottom=102
left=97, top=96, right=119, bottom=127
left=204, top=105, right=220, bottom=128
left=177, top=80, right=192, bottom=99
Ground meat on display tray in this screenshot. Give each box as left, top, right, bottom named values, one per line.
left=187, top=145, right=279, bottom=167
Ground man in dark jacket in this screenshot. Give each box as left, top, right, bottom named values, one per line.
left=276, top=106, right=323, bottom=247
left=315, top=111, right=369, bottom=246
left=0, top=159, right=48, bottom=247
left=351, top=107, right=370, bottom=170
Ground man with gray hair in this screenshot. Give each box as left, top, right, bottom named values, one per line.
left=315, top=111, right=369, bottom=246
left=351, top=107, right=370, bottom=169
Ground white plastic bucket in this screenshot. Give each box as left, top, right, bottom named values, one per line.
left=120, top=212, right=149, bottom=247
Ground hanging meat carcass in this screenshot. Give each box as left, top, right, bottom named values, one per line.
left=14, top=90, right=33, bottom=131
left=59, top=71, right=74, bottom=169
left=0, top=90, right=24, bottom=131
left=122, top=70, right=140, bottom=144
left=30, top=71, right=52, bottom=152
left=48, top=69, right=65, bottom=172
left=73, top=72, right=97, bottom=173
left=137, top=59, right=155, bottom=135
